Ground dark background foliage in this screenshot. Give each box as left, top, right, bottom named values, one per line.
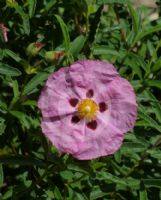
left=0, top=0, right=161, bottom=199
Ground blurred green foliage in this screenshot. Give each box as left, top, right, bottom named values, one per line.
left=0, top=0, right=161, bottom=199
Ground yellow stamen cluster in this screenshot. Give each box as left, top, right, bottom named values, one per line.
left=77, top=99, right=99, bottom=121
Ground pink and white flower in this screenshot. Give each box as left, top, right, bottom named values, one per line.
left=38, top=60, right=137, bottom=160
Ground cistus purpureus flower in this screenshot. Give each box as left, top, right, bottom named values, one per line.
left=38, top=60, right=137, bottom=160
left=0, top=23, right=8, bottom=42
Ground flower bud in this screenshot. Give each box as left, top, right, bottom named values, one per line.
left=25, top=65, right=38, bottom=74
left=26, top=42, right=44, bottom=57
left=45, top=51, right=64, bottom=62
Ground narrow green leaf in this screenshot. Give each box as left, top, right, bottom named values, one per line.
left=145, top=90, right=161, bottom=123
left=28, top=0, right=37, bottom=18
left=54, top=186, right=63, bottom=200
left=127, top=52, right=146, bottom=71
left=4, top=49, right=22, bottom=62
left=140, top=181, right=148, bottom=200
left=22, top=14, right=30, bottom=35
left=9, top=110, right=39, bottom=129
left=146, top=80, right=161, bottom=89
left=138, top=104, right=161, bottom=132
left=139, top=189, right=148, bottom=200
left=0, top=117, right=6, bottom=135
left=92, top=45, right=124, bottom=57
left=55, top=15, right=70, bottom=51
left=121, top=142, right=147, bottom=153
left=67, top=164, right=88, bottom=174
left=44, top=0, right=56, bottom=12
left=125, top=56, right=143, bottom=80
left=133, top=24, right=161, bottom=45
left=0, top=164, right=3, bottom=187
left=97, top=0, right=130, bottom=4
left=0, top=62, right=22, bottom=76
left=22, top=72, right=48, bottom=95
left=0, top=155, right=46, bottom=167
left=14, top=5, right=30, bottom=35
left=143, top=179, right=161, bottom=189
left=97, top=172, right=140, bottom=187
left=127, top=3, right=139, bottom=34
left=69, top=35, right=86, bottom=57
left=74, top=192, right=88, bottom=200
left=140, top=24, right=161, bottom=40
left=152, top=57, right=161, bottom=72
left=0, top=48, right=4, bottom=60
left=2, top=188, right=13, bottom=199
left=12, top=79, right=20, bottom=99
left=90, top=186, right=106, bottom=200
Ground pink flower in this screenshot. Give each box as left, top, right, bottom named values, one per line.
left=38, top=60, right=137, bottom=160
left=0, top=23, right=8, bottom=42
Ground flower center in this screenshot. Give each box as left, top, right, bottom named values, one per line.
left=77, top=99, right=99, bottom=121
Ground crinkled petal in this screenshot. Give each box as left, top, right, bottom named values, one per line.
left=68, top=60, right=119, bottom=88
left=41, top=112, right=124, bottom=160
left=92, top=76, right=137, bottom=133
left=38, top=67, right=84, bottom=117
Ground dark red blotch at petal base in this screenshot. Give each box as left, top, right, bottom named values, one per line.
left=69, top=98, right=79, bottom=107
left=99, top=102, right=107, bottom=112
left=86, top=120, right=97, bottom=130
left=71, top=116, right=80, bottom=123
left=86, top=89, right=94, bottom=98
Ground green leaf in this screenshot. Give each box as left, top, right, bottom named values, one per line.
left=1, top=188, right=13, bottom=199
left=147, top=149, right=161, bottom=160
left=44, top=0, right=56, bottom=12
left=90, top=186, right=106, bottom=200
left=125, top=55, right=143, bottom=80
left=133, top=24, right=161, bottom=45
left=0, top=164, right=3, bottom=187
left=22, top=72, right=49, bottom=95
left=138, top=104, right=161, bottom=132
left=97, top=0, right=130, bottom=4
left=92, top=45, right=124, bottom=58
left=139, top=188, right=148, bottom=200
left=55, top=15, right=70, bottom=52
left=152, top=57, right=161, bottom=72
left=4, top=49, right=22, bottom=62
left=28, top=0, right=37, bottom=18
left=12, top=79, right=20, bottom=99
left=143, top=179, right=161, bottom=189
left=127, top=52, right=146, bottom=71
left=74, top=192, right=88, bottom=200
left=127, top=3, right=140, bottom=35
left=9, top=110, right=39, bottom=129
left=145, top=90, right=161, bottom=123
left=22, top=14, right=30, bottom=35
left=121, top=142, right=148, bottom=153
left=0, top=48, right=4, bottom=60
left=0, top=62, right=22, bottom=76
left=14, top=5, right=30, bottom=35
left=97, top=172, right=140, bottom=188
left=0, top=155, right=46, bottom=167
left=22, top=66, right=55, bottom=95
left=69, top=35, right=86, bottom=57
left=0, top=117, right=6, bottom=135
left=53, top=186, right=63, bottom=200
left=67, top=164, right=88, bottom=174
left=145, top=80, right=161, bottom=89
